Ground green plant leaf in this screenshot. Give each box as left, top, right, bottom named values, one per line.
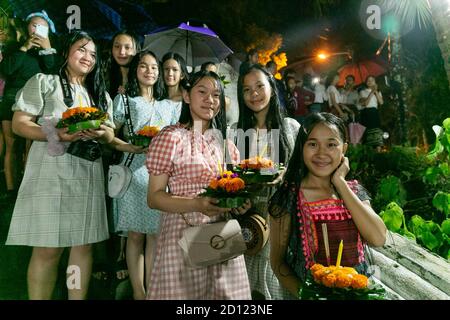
left=419, top=221, right=443, bottom=251
left=432, top=191, right=450, bottom=217
left=408, top=215, right=425, bottom=235
left=376, top=176, right=407, bottom=207
left=423, top=166, right=442, bottom=185
left=439, top=163, right=449, bottom=176
left=427, top=125, right=444, bottom=160
left=399, top=228, right=416, bottom=241
left=443, top=118, right=450, bottom=131
left=442, top=219, right=450, bottom=236
left=380, top=202, right=404, bottom=232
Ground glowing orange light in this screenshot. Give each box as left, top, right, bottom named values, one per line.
left=317, top=52, right=328, bottom=60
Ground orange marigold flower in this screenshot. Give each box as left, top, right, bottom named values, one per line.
left=310, top=263, right=325, bottom=273
left=137, top=126, right=160, bottom=137
left=209, top=178, right=219, bottom=190
left=312, top=268, right=330, bottom=282
left=351, top=274, right=368, bottom=289
left=342, top=267, right=358, bottom=275
left=334, top=271, right=353, bottom=288
left=239, top=156, right=274, bottom=170
left=321, top=273, right=336, bottom=288
left=62, top=107, right=99, bottom=120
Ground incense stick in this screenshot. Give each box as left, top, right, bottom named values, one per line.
left=322, top=223, right=331, bottom=266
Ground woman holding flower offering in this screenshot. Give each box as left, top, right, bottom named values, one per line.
left=232, top=64, right=300, bottom=300
left=146, top=70, right=252, bottom=299
left=110, top=49, right=179, bottom=300
left=268, top=112, right=387, bottom=299
left=6, top=31, right=115, bottom=299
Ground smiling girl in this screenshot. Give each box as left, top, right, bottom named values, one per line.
left=269, top=112, right=386, bottom=299
left=111, top=50, right=179, bottom=299
left=6, top=31, right=115, bottom=300
left=234, top=64, right=299, bottom=300
left=145, top=70, right=251, bottom=299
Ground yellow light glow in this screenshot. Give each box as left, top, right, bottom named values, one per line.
left=317, top=52, right=328, bottom=60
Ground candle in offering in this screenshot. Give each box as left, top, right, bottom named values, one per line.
left=336, top=240, right=343, bottom=267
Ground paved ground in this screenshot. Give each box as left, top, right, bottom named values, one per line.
left=0, top=169, right=132, bottom=300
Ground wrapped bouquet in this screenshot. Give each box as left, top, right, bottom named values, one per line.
left=235, top=156, right=283, bottom=184
left=200, top=170, right=250, bottom=208
left=57, top=107, right=108, bottom=133
left=132, top=125, right=160, bottom=147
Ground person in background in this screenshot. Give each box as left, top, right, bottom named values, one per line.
left=284, top=76, right=298, bottom=118
left=325, top=72, right=353, bottom=121
left=6, top=30, right=115, bottom=300
left=103, top=30, right=140, bottom=97
left=0, top=11, right=58, bottom=201
left=293, top=76, right=315, bottom=125
left=310, top=73, right=327, bottom=113
left=94, top=30, right=140, bottom=290
left=340, top=75, right=359, bottom=119
left=359, top=75, right=384, bottom=152
left=200, top=61, right=217, bottom=73
left=239, top=48, right=259, bottom=76
left=161, top=52, right=189, bottom=103
left=265, top=60, right=287, bottom=114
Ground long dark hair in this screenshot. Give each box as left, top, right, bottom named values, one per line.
left=59, top=30, right=107, bottom=111
left=103, top=30, right=140, bottom=96
left=161, top=52, right=190, bottom=98
left=283, top=112, right=348, bottom=187
left=179, top=70, right=227, bottom=137
left=237, top=64, right=293, bottom=163
left=125, top=49, right=164, bottom=100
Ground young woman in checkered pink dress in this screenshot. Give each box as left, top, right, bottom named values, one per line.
left=269, top=113, right=387, bottom=298
left=145, top=70, right=252, bottom=299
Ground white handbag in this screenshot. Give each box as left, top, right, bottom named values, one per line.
left=107, top=94, right=135, bottom=199
left=107, top=163, right=133, bottom=198
left=178, top=217, right=247, bottom=268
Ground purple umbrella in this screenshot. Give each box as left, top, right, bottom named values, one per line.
left=143, top=22, right=233, bottom=67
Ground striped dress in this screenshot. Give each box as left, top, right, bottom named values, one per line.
left=145, top=124, right=251, bottom=300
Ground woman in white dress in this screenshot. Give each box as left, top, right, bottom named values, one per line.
left=6, top=31, right=115, bottom=300
left=111, top=50, right=179, bottom=299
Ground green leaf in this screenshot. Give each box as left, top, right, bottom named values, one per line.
left=408, top=215, right=425, bottom=235
left=427, top=125, right=444, bottom=160
left=399, top=228, right=416, bottom=241
left=415, top=221, right=443, bottom=252
left=443, top=118, right=450, bottom=131
left=423, top=166, right=442, bottom=185
left=380, top=202, right=404, bottom=232
left=441, top=219, right=450, bottom=236
left=439, top=163, right=449, bottom=176
left=432, top=192, right=450, bottom=217
left=376, top=176, right=407, bottom=207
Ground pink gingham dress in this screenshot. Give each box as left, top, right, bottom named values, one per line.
left=146, top=124, right=251, bottom=300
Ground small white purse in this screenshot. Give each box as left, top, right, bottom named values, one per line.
left=107, top=163, right=133, bottom=198
left=107, top=94, right=135, bottom=199
left=178, top=217, right=247, bottom=268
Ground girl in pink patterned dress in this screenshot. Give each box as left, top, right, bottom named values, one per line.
left=269, top=112, right=387, bottom=299
left=145, top=70, right=252, bottom=299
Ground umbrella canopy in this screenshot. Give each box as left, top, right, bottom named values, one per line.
left=338, top=59, right=388, bottom=86
left=143, top=22, right=233, bottom=67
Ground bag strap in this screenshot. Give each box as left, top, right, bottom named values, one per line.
left=121, top=94, right=135, bottom=167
